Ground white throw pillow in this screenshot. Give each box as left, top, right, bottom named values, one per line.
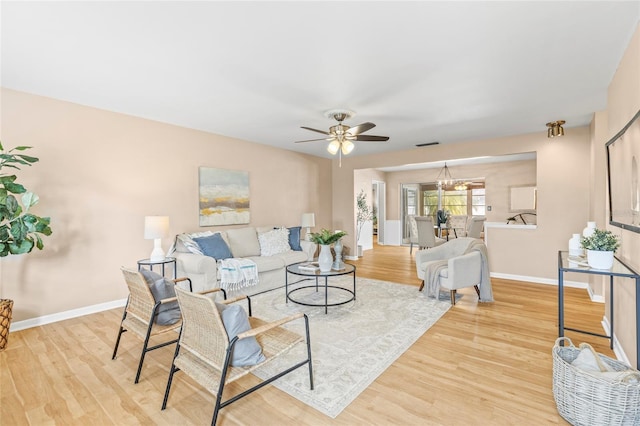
left=258, top=228, right=291, bottom=256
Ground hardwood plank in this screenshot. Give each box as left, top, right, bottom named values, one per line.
left=0, top=241, right=615, bottom=425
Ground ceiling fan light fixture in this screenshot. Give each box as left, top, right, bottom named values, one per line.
left=341, top=140, right=355, bottom=155
left=327, top=140, right=340, bottom=155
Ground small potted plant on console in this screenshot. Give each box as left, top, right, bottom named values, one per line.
left=580, top=228, right=621, bottom=269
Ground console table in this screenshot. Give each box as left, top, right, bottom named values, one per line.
left=557, top=251, right=640, bottom=369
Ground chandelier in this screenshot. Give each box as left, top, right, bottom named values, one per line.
left=436, top=162, right=468, bottom=191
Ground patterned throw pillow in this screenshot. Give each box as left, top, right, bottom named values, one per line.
left=258, top=228, right=291, bottom=256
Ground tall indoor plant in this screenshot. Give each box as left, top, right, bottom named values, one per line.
left=356, top=189, right=373, bottom=257
left=0, top=142, right=52, bottom=350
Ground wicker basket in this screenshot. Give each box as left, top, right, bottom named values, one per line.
left=0, top=299, right=13, bottom=351
left=552, top=337, right=640, bottom=425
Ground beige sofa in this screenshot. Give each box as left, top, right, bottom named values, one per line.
left=170, top=226, right=315, bottom=294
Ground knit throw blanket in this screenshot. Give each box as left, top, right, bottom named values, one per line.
left=422, top=238, right=494, bottom=302
left=219, top=258, right=259, bottom=292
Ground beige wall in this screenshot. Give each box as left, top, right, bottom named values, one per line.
left=605, top=22, right=640, bottom=368
left=0, top=88, right=332, bottom=322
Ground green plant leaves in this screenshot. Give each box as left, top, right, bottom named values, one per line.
left=580, top=229, right=621, bottom=252
left=309, top=229, right=347, bottom=245
left=0, top=142, right=51, bottom=257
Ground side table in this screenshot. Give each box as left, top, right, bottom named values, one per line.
left=137, top=257, right=177, bottom=279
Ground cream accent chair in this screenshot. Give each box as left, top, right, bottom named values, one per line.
left=414, top=216, right=446, bottom=249
left=415, top=238, right=482, bottom=305
left=466, top=216, right=487, bottom=238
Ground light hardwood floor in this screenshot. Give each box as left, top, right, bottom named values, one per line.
left=1, top=242, right=613, bottom=425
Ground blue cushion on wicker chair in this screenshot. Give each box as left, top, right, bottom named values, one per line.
left=215, top=302, right=266, bottom=367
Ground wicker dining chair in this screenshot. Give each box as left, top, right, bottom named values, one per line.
left=162, top=286, right=313, bottom=426
left=112, top=267, right=226, bottom=383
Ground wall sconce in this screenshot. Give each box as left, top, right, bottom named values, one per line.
left=301, top=213, right=315, bottom=241
left=546, top=120, right=566, bottom=138
left=144, top=216, right=169, bottom=261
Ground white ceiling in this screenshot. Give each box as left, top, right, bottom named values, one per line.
left=2, top=2, right=639, bottom=160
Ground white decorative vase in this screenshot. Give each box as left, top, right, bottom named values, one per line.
left=586, top=250, right=614, bottom=269
left=568, top=233, right=583, bottom=257
left=318, top=244, right=333, bottom=272
left=582, top=221, right=596, bottom=238
left=332, top=238, right=344, bottom=270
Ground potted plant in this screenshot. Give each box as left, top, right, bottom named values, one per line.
left=0, top=142, right=52, bottom=350
left=356, top=189, right=373, bottom=257
left=580, top=228, right=620, bottom=269
left=309, top=229, right=347, bottom=272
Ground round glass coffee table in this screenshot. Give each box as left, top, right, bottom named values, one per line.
left=285, top=263, right=356, bottom=314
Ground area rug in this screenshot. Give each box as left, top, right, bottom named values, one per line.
left=250, top=276, right=451, bottom=418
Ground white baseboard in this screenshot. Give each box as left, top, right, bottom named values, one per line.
left=10, top=298, right=127, bottom=332
left=490, top=272, right=587, bottom=289
left=587, top=285, right=605, bottom=303
left=601, top=316, right=631, bottom=367
left=344, top=255, right=359, bottom=261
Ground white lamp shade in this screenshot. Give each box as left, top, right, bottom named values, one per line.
left=301, top=213, right=315, bottom=228
left=144, top=216, right=169, bottom=239
left=327, top=140, right=340, bottom=155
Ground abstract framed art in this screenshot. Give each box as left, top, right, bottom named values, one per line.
left=199, top=167, right=250, bottom=226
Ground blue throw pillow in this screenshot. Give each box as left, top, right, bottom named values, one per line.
left=140, top=269, right=181, bottom=325
left=193, top=233, right=233, bottom=260
left=215, top=302, right=266, bottom=367
left=288, top=226, right=302, bottom=251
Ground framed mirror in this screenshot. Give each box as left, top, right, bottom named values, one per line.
left=606, top=109, right=640, bottom=233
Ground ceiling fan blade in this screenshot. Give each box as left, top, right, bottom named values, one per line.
left=301, top=126, right=331, bottom=135
left=355, top=135, right=389, bottom=142
left=294, top=137, right=331, bottom=143
left=347, top=122, right=376, bottom=135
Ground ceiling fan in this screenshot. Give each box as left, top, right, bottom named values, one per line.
left=295, top=109, right=389, bottom=165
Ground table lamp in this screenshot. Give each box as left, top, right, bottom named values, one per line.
left=301, top=213, right=315, bottom=241
left=144, top=216, right=169, bottom=261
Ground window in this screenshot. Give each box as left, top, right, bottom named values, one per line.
left=471, top=188, right=486, bottom=215
left=442, top=189, right=467, bottom=216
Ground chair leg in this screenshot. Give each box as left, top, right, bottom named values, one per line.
left=112, top=326, right=126, bottom=360
left=112, top=302, right=129, bottom=359
left=450, top=290, right=456, bottom=305
left=304, top=314, right=314, bottom=390
left=162, top=364, right=178, bottom=410
left=212, top=350, right=234, bottom=426
left=162, top=337, right=183, bottom=410
left=134, top=319, right=156, bottom=384
left=410, top=242, right=413, bottom=254
left=474, top=285, right=481, bottom=297
left=418, top=280, right=425, bottom=292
